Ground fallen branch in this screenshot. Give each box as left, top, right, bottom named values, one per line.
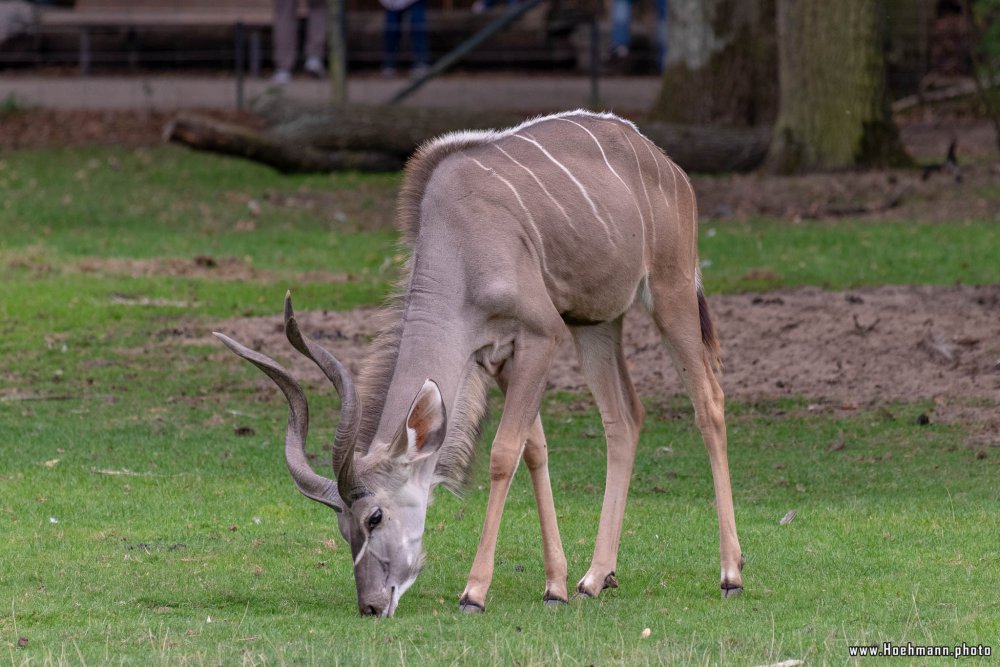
left=892, top=74, right=1000, bottom=112
left=164, top=113, right=404, bottom=173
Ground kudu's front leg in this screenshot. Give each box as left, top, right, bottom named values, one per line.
left=521, top=416, right=569, bottom=604
left=495, top=369, right=569, bottom=606
left=459, top=328, right=563, bottom=613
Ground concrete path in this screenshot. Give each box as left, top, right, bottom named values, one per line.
left=0, top=73, right=660, bottom=113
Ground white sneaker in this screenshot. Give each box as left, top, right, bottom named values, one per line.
left=471, top=0, right=487, bottom=13
left=410, top=63, right=430, bottom=79
left=272, top=70, right=291, bottom=85
left=304, top=57, right=326, bottom=78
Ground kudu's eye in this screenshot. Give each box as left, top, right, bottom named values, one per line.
left=367, top=509, right=383, bottom=530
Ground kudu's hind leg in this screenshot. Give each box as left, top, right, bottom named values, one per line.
left=650, top=284, right=744, bottom=597
left=571, top=317, right=645, bottom=598
left=459, top=324, right=564, bottom=613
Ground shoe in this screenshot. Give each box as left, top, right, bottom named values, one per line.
left=272, top=70, right=291, bottom=85
left=471, top=0, right=487, bottom=13
left=410, top=63, right=430, bottom=79
left=304, top=57, right=326, bottom=78
left=380, top=66, right=398, bottom=78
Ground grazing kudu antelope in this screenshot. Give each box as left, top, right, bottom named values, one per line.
left=215, top=110, right=744, bottom=617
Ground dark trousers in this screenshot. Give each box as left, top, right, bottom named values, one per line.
left=384, top=0, right=428, bottom=69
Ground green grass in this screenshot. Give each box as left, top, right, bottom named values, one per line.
left=1, top=147, right=998, bottom=665
left=698, top=217, right=1000, bottom=293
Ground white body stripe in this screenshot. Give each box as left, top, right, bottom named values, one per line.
left=559, top=118, right=648, bottom=256
left=624, top=133, right=655, bottom=251
left=470, top=157, right=549, bottom=274
left=558, top=118, right=632, bottom=195
left=512, top=132, right=614, bottom=241
left=494, top=144, right=578, bottom=234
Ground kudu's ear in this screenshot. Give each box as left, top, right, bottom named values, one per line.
left=391, top=379, right=446, bottom=462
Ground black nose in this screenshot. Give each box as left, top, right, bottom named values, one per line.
left=361, top=604, right=383, bottom=616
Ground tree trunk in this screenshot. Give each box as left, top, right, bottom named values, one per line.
left=650, top=0, right=777, bottom=127
left=766, top=0, right=912, bottom=172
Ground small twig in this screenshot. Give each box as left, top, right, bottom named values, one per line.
left=90, top=467, right=154, bottom=477
left=852, top=314, right=880, bottom=335
left=0, top=394, right=75, bottom=403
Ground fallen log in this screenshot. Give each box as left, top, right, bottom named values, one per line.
left=164, top=113, right=403, bottom=173
left=166, top=105, right=772, bottom=174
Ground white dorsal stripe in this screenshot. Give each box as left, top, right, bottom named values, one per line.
left=512, top=132, right=614, bottom=241
left=422, top=108, right=645, bottom=156
left=493, top=144, right=578, bottom=234
left=470, top=157, right=550, bottom=275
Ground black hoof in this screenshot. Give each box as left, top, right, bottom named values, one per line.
left=543, top=595, right=568, bottom=606
left=603, top=572, right=619, bottom=590
left=722, top=585, right=743, bottom=599
left=458, top=595, right=485, bottom=614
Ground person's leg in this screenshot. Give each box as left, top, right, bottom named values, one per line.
left=272, top=0, right=297, bottom=79
left=304, top=0, right=327, bottom=74
left=655, top=0, right=668, bottom=72
left=610, top=0, right=632, bottom=56
left=409, top=0, right=429, bottom=68
left=383, top=7, right=402, bottom=72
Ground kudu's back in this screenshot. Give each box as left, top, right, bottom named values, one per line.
left=411, top=111, right=701, bottom=326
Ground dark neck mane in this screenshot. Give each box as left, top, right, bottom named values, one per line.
left=353, top=133, right=493, bottom=493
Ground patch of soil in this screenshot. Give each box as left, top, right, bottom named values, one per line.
left=0, top=109, right=262, bottom=149
left=205, top=284, right=1000, bottom=429
left=76, top=255, right=350, bottom=283
left=694, top=160, right=999, bottom=225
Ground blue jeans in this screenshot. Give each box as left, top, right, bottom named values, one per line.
left=611, top=0, right=668, bottom=70
left=384, top=0, right=428, bottom=69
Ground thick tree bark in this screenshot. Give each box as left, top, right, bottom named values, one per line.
left=766, top=0, right=911, bottom=173
left=166, top=106, right=770, bottom=174
left=651, top=0, right=777, bottom=127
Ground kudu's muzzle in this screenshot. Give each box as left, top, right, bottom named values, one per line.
left=358, top=590, right=391, bottom=617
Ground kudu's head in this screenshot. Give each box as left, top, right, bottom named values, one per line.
left=214, top=294, right=447, bottom=617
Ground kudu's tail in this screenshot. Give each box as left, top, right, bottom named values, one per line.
left=697, top=288, right=723, bottom=372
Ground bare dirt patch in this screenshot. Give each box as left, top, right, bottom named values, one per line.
left=76, top=255, right=350, bottom=283
left=694, top=160, right=998, bottom=224
left=205, top=284, right=1000, bottom=429
left=0, top=109, right=262, bottom=149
